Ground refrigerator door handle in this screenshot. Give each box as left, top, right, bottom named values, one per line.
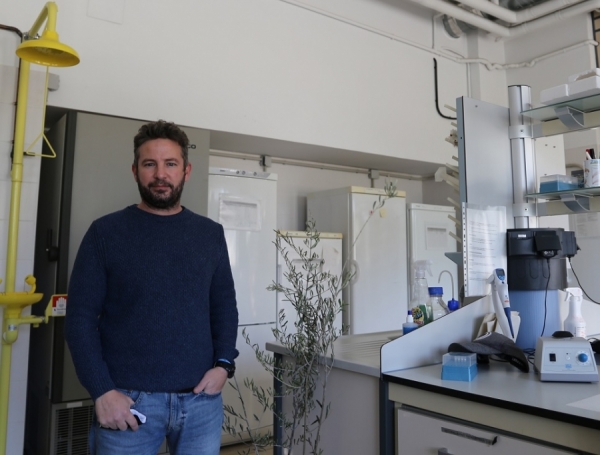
left=46, top=228, right=59, bottom=262
left=350, top=259, right=360, bottom=284
left=276, top=263, right=283, bottom=286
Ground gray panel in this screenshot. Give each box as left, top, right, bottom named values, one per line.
left=61, top=341, right=89, bottom=402
left=457, top=97, right=513, bottom=300
left=26, top=114, right=69, bottom=455
left=457, top=96, right=514, bottom=223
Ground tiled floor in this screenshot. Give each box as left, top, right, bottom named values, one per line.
left=220, top=443, right=273, bottom=454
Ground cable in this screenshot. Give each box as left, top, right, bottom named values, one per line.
left=433, top=58, right=457, bottom=120
left=569, top=258, right=600, bottom=305
left=1, top=25, right=25, bottom=171
left=540, top=258, right=551, bottom=338
left=523, top=349, right=536, bottom=366
left=0, top=24, right=23, bottom=38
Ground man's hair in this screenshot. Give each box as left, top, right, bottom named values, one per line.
left=133, top=120, right=189, bottom=168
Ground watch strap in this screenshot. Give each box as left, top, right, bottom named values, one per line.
left=214, top=360, right=235, bottom=378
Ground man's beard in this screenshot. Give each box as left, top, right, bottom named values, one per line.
left=137, top=177, right=185, bottom=210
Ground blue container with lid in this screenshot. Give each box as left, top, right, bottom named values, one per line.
left=442, top=352, right=478, bottom=381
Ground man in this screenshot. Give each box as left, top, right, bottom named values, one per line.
left=65, top=120, right=238, bottom=455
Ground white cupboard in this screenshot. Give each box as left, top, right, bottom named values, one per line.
left=397, top=408, right=576, bottom=455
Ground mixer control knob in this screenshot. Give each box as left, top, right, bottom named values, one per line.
left=577, top=353, right=589, bottom=363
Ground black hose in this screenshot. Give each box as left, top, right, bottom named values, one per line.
left=0, top=24, right=23, bottom=38
left=1, top=25, right=24, bottom=169
left=433, top=58, right=457, bottom=120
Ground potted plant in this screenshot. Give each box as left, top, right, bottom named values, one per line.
left=223, top=181, right=398, bottom=455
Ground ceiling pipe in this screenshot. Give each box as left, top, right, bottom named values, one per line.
left=412, top=0, right=512, bottom=36
left=457, top=0, right=587, bottom=24
left=508, top=0, right=600, bottom=37
left=406, top=0, right=600, bottom=38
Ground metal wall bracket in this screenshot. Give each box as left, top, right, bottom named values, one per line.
left=512, top=202, right=536, bottom=217
left=555, top=105, right=584, bottom=129
left=559, top=193, right=590, bottom=212
left=508, top=125, right=532, bottom=139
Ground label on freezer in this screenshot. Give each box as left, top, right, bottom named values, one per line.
left=219, top=196, right=262, bottom=231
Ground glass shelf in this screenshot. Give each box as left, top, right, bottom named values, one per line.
left=526, top=186, right=600, bottom=200
left=521, top=93, right=600, bottom=122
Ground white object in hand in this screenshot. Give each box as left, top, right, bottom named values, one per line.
left=130, top=409, right=146, bottom=424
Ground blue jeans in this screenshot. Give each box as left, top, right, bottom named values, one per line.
left=89, top=389, right=223, bottom=455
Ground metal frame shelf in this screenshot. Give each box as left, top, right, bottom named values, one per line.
left=521, top=93, right=600, bottom=138
left=526, top=187, right=600, bottom=215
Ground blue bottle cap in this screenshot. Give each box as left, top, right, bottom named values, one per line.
left=428, top=286, right=443, bottom=295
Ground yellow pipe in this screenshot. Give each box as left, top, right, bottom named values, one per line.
left=0, top=11, right=35, bottom=451
left=4, top=61, right=30, bottom=293
left=1, top=4, right=76, bottom=453
left=27, top=2, right=58, bottom=38
left=0, top=60, right=32, bottom=454
left=4, top=317, right=46, bottom=344
left=0, top=342, right=12, bottom=455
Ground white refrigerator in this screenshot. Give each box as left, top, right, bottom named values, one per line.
left=407, top=203, right=459, bottom=304
left=307, top=187, right=407, bottom=334
left=275, top=231, right=343, bottom=333
left=207, top=168, right=277, bottom=444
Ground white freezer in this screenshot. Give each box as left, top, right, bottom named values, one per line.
left=275, top=231, right=343, bottom=333
left=307, top=187, right=408, bottom=335
left=207, top=168, right=277, bottom=444
left=221, top=324, right=275, bottom=445
left=407, top=203, right=459, bottom=303
left=207, top=168, right=277, bottom=326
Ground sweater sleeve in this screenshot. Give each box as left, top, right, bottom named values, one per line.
left=64, top=223, right=116, bottom=401
left=209, top=225, right=239, bottom=363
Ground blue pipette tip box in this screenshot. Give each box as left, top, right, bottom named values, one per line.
left=441, top=352, right=478, bottom=381
left=539, top=175, right=578, bottom=193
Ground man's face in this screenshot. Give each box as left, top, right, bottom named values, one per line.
left=132, top=138, right=191, bottom=213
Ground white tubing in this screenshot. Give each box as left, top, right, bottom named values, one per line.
left=279, top=0, right=597, bottom=69
left=409, top=0, right=511, bottom=36
left=457, top=0, right=587, bottom=24
left=406, top=0, right=600, bottom=39
left=508, top=0, right=600, bottom=38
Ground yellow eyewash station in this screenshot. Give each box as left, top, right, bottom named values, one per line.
left=0, top=3, right=79, bottom=454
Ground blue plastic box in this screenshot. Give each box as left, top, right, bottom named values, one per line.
left=441, top=352, right=478, bottom=382
left=539, top=175, right=578, bottom=193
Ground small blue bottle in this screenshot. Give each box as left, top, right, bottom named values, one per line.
left=403, top=310, right=419, bottom=335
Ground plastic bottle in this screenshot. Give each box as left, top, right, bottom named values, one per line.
left=410, top=260, right=433, bottom=325
left=564, top=287, right=586, bottom=338
left=402, top=311, right=419, bottom=335
left=429, top=287, right=449, bottom=321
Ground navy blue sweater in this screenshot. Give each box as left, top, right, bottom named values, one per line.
left=65, top=205, right=238, bottom=401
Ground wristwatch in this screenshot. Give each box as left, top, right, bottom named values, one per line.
left=214, top=360, right=235, bottom=378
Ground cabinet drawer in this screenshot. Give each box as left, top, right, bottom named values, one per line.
left=397, top=407, right=576, bottom=455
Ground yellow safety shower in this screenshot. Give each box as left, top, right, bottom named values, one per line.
left=0, top=3, right=79, bottom=455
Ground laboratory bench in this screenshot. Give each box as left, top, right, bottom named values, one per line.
left=267, top=297, right=600, bottom=455
left=269, top=330, right=600, bottom=455
left=384, top=361, right=600, bottom=455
